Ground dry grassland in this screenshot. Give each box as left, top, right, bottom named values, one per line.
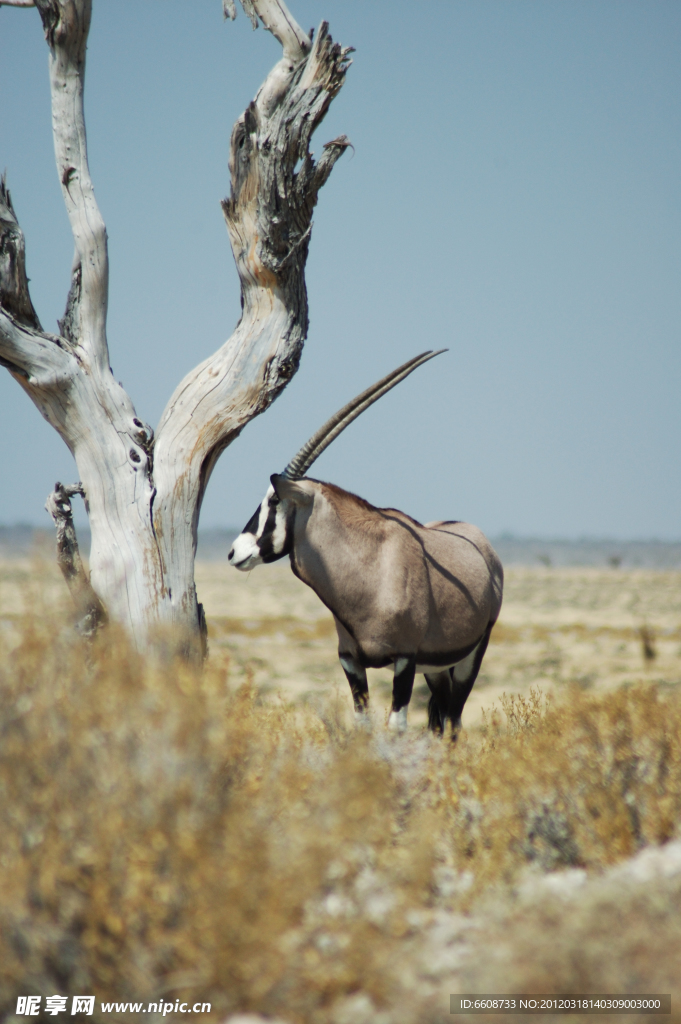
left=2, top=558, right=679, bottom=726
left=0, top=557, right=680, bottom=1023
left=198, top=561, right=681, bottom=728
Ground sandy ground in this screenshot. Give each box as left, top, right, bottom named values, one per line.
left=3, top=556, right=678, bottom=731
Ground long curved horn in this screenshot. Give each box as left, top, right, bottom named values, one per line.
left=282, top=349, right=446, bottom=480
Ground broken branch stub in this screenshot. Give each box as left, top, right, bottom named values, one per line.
left=45, top=482, right=107, bottom=637
left=222, top=21, right=352, bottom=399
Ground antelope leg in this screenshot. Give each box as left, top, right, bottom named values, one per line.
left=388, top=656, right=416, bottom=732
left=339, top=654, right=369, bottom=717
left=424, top=670, right=452, bottom=734
left=448, top=625, right=493, bottom=736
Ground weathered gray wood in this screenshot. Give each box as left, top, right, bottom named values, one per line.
left=0, top=0, right=351, bottom=654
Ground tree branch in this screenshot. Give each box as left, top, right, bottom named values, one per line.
left=152, top=16, right=351, bottom=583
left=0, top=175, right=41, bottom=331
left=34, top=0, right=110, bottom=370
left=0, top=312, right=73, bottom=384
left=250, top=0, right=311, bottom=61
left=225, top=0, right=310, bottom=59
left=0, top=176, right=77, bottom=386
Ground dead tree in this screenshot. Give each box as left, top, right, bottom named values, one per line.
left=0, top=0, right=352, bottom=654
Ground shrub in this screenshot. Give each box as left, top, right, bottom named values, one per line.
left=1, top=614, right=680, bottom=1022
left=437, top=685, right=681, bottom=899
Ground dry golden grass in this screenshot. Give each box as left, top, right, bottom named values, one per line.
left=3, top=558, right=680, bottom=729
left=442, top=686, right=681, bottom=896
left=2, top=586, right=681, bottom=1022
left=198, top=562, right=681, bottom=727
left=0, top=615, right=422, bottom=1021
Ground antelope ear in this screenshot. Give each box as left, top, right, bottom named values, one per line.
left=270, top=474, right=312, bottom=505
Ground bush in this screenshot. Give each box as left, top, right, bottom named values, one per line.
left=441, top=685, right=681, bottom=897
left=1, top=614, right=680, bottom=1022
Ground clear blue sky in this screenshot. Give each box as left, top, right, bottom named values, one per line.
left=1, top=0, right=679, bottom=539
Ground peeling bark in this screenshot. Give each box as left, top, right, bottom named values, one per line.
left=0, top=0, right=351, bottom=654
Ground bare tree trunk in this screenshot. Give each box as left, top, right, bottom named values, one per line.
left=0, top=0, right=351, bottom=654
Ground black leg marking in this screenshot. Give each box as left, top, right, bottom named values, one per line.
left=423, top=625, right=494, bottom=741
left=425, top=670, right=451, bottom=734
left=447, top=624, right=493, bottom=734
left=392, top=656, right=416, bottom=711
left=427, top=695, right=443, bottom=732
left=389, top=656, right=416, bottom=732
left=339, top=654, right=369, bottom=714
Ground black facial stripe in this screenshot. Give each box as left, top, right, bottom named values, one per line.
left=243, top=502, right=263, bottom=536
left=261, top=503, right=295, bottom=564
left=256, top=503, right=279, bottom=561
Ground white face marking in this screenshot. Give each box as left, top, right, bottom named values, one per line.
left=228, top=530, right=263, bottom=571
left=228, top=484, right=275, bottom=571
left=257, top=483, right=274, bottom=534
left=388, top=706, right=408, bottom=733
left=271, top=498, right=288, bottom=555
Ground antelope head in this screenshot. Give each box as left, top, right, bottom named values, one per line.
left=227, top=350, right=445, bottom=571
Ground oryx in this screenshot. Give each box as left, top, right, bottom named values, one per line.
left=228, top=351, right=503, bottom=736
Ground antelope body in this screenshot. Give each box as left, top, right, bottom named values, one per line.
left=229, top=352, right=503, bottom=735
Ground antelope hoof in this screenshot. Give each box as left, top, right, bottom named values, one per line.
left=388, top=707, right=408, bottom=733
